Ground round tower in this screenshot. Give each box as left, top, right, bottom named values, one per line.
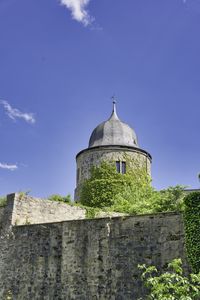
left=74, top=101, right=152, bottom=201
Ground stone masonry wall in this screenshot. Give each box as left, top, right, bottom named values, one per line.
left=76, top=147, right=151, bottom=185
left=0, top=206, right=5, bottom=224
left=0, top=211, right=189, bottom=300
left=9, top=193, right=86, bottom=226
left=75, top=146, right=151, bottom=200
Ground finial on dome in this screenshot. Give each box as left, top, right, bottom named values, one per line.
left=110, top=95, right=118, bottom=119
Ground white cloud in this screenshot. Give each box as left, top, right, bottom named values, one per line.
left=60, top=0, right=93, bottom=26
left=0, top=163, right=18, bottom=171
left=0, top=100, right=35, bottom=124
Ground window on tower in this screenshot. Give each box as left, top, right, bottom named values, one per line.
left=122, top=161, right=126, bottom=174
left=116, top=161, right=120, bottom=173
left=116, top=161, right=126, bottom=174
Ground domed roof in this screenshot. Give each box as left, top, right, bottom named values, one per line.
left=89, top=102, right=138, bottom=148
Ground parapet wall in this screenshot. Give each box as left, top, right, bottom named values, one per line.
left=8, top=193, right=86, bottom=225
left=0, top=200, right=189, bottom=299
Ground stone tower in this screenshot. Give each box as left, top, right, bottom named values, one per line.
left=74, top=101, right=152, bottom=201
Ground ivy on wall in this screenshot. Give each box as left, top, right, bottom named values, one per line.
left=79, top=162, right=131, bottom=208
left=79, top=160, right=151, bottom=209
left=184, top=192, right=200, bottom=273
left=79, top=159, right=185, bottom=216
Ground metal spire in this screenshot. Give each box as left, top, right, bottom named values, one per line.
left=110, top=95, right=119, bottom=119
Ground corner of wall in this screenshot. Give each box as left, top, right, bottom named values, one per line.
left=5, top=193, right=16, bottom=226
left=0, top=193, right=15, bottom=237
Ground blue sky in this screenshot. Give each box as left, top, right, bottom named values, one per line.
left=0, top=0, right=200, bottom=198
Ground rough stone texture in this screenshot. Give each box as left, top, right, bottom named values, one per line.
left=75, top=146, right=151, bottom=201
left=0, top=208, right=189, bottom=300
left=0, top=206, right=5, bottom=224
left=96, top=211, right=127, bottom=218
left=10, top=193, right=86, bottom=225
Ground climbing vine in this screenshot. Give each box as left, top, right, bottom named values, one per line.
left=184, top=192, right=200, bottom=273
left=79, top=159, right=185, bottom=215
left=79, top=159, right=152, bottom=209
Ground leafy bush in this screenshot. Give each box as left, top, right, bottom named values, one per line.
left=48, top=194, right=71, bottom=204
left=0, top=196, right=7, bottom=207
left=80, top=160, right=185, bottom=215
left=138, top=258, right=200, bottom=300
left=80, top=177, right=130, bottom=208
left=184, top=192, right=200, bottom=273
left=110, top=185, right=185, bottom=215
left=149, top=185, right=186, bottom=213
left=80, top=160, right=151, bottom=209
left=84, top=206, right=101, bottom=219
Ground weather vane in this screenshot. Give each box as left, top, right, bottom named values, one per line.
left=111, top=94, right=117, bottom=104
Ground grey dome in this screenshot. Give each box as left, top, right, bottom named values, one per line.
left=89, top=102, right=138, bottom=148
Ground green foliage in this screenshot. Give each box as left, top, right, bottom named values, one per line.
left=18, top=190, right=31, bottom=199
left=150, top=185, right=186, bottom=213
left=80, top=161, right=122, bottom=207
left=80, top=159, right=185, bottom=215
left=138, top=258, right=200, bottom=300
left=109, top=183, right=153, bottom=215
left=48, top=194, right=71, bottom=204
left=111, top=185, right=185, bottom=215
left=80, top=160, right=151, bottom=209
left=0, top=196, right=7, bottom=207
left=80, top=177, right=128, bottom=208
left=183, top=192, right=200, bottom=273
left=84, top=206, right=101, bottom=219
